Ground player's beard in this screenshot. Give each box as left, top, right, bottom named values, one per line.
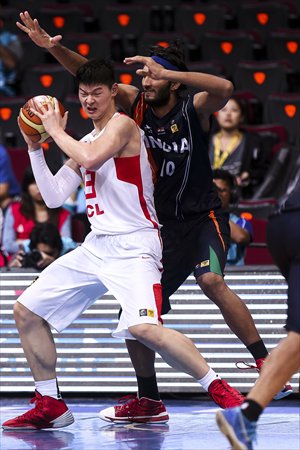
left=144, top=83, right=172, bottom=108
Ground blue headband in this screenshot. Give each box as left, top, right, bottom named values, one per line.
left=151, top=55, right=180, bottom=71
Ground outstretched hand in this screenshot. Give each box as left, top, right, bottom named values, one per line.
left=124, top=55, right=166, bottom=80
left=16, top=11, right=62, bottom=48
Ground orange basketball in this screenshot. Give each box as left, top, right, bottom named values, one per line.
left=19, top=95, right=65, bottom=144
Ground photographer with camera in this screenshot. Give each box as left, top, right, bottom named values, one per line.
left=9, top=222, right=63, bottom=270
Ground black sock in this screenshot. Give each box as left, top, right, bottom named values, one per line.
left=247, top=340, right=268, bottom=361
left=241, top=399, right=263, bottom=422
left=137, top=374, right=160, bottom=401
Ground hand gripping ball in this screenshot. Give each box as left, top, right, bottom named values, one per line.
left=19, top=95, right=65, bottom=143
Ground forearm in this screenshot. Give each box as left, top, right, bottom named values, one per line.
left=29, top=149, right=81, bottom=208
left=162, top=70, right=233, bottom=98
left=48, top=43, right=87, bottom=76
left=229, top=220, right=250, bottom=245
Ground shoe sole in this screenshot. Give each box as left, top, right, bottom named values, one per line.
left=51, top=409, right=74, bottom=428
left=99, top=413, right=169, bottom=424
left=2, top=409, right=75, bottom=430
left=216, top=411, right=247, bottom=450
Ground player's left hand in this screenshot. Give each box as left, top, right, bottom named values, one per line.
left=124, top=55, right=166, bottom=80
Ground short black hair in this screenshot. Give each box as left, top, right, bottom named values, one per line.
left=212, top=168, right=235, bottom=190
left=76, top=58, right=115, bottom=89
left=29, top=222, right=63, bottom=255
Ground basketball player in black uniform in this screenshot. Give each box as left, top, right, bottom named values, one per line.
left=216, top=173, right=300, bottom=449
left=17, top=12, right=292, bottom=423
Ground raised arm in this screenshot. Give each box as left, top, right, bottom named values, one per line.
left=16, top=11, right=87, bottom=75
left=124, top=55, right=234, bottom=119
left=16, top=11, right=139, bottom=114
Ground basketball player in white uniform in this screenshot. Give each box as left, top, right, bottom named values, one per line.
left=3, top=58, right=244, bottom=431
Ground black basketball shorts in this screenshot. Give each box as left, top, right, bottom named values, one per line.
left=160, top=209, right=231, bottom=314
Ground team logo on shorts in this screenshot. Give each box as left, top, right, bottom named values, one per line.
left=139, top=309, right=154, bottom=317
left=199, top=259, right=210, bottom=268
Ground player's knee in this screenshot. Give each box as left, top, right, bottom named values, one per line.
left=197, top=272, right=225, bottom=298
left=13, top=301, right=40, bottom=331
left=129, top=323, right=159, bottom=345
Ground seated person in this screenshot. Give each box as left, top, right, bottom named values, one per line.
left=63, top=183, right=86, bottom=214
left=0, top=12, right=23, bottom=96
left=0, top=142, right=21, bottom=211
left=2, top=165, right=72, bottom=256
left=213, top=169, right=253, bottom=266
left=209, top=97, right=270, bottom=199
left=9, top=222, right=75, bottom=270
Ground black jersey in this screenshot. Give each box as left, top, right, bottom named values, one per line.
left=132, top=92, right=221, bottom=221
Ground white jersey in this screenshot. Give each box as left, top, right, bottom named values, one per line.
left=80, top=114, right=160, bottom=235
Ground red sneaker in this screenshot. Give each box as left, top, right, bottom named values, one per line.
left=208, top=379, right=245, bottom=408
left=236, top=358, right=293, bottom=400
left=2, top=391, right=74, bottom=430
left=99, top=395, right=169, bottom=424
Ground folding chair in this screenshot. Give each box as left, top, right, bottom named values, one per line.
left=0, top=97, right=26, bottom=147
left=264, top=93, right=300, bottom=144
left=233, top=61, right=288, bottom=103
left=62, top=32, right=111, bottom=60
left=21, top=64, right=75, bottom=100
left=266, top=29, right=300, bottom=72
left=174, top=4, right=226, bottom=46
left=241, top=123, right=289, bottom=156
left=237, top=2, right=289, bottom=42
left=113, top=63, right=142, bottom=90
left=97, top=4, right=152, bottom=37
left=201, top=30, right=256, bottom=78
left=38, top=5, right=86, bottom=35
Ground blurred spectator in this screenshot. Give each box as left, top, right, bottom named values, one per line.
left=213, top=169, right=253, bottom=266
left=209, top=97, right=269, bottom=199
left=0, top=141, right=21, bottom=211
left=9, top=222, right=76, bottom=270
left=0, top=10, right=23, bottom=96
left=64, top=183, right=86, bottom=214
left=0, top=207, right=7, bottom=267
left=2, top=165, right=73, bottom=256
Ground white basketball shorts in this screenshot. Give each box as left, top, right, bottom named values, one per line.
left=17, top=229, right=163, bottom=339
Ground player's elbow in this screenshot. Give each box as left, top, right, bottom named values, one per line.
left=44, top=198, right=64, bottom=209
left=221, top=79, right=234, bottom=99
left=81, top=155, right=102, bottom=171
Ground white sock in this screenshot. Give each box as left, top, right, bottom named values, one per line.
left=35, top=378, right=60, bottom=399
left=198, top=368, right=219, bottom=391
